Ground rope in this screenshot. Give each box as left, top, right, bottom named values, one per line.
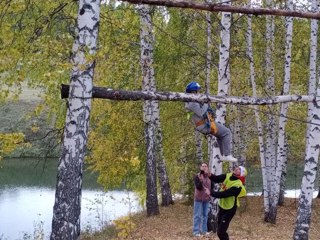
left=236, top=104, right=320, bottom=127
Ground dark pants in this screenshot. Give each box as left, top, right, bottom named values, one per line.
left=217, top=205, right=237, bottom=240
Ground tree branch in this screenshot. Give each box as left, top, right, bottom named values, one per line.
left=120, top=0, right=320, bottom=20
left=61, top=84, right=315, bottom=105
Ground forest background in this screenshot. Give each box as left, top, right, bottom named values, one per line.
left=1, top=0, right=320, bottom=234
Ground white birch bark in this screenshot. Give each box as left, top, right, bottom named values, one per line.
left=294, top=83, right=320, bottom=240
left=123, top=0, right=320, bottom=20
left=51, top=0, right=100, bottom=239
left=205, top=9, right=213, bottom=168
left=208, top=0, right=232, bottom=233
left=232, top=106, right=247, bottom=166
left=215, top=0, right=231, bottom=171
left=138, top=4, right=159, bottom=216
left=305, top=0, right=319, bottom=149
left=61, top=84, right=315, bottom=104
left=294, top=0, right=320, bottom=238
left=179, top=140, right=188, bottom=196
left=195, top=130, right=203, bottom=163
left=264, top=0, right=278, bottom=223
left=204, top=8, right=219, bottom=232
left=245, top=0, right=269, bottom=215
left=278, top=136, right=288, bottom=205
left=205, top=9, right=215, bottom=171
left=155, top=106, right=174, bottom=206
left=271, top=0, right=294, bottom=220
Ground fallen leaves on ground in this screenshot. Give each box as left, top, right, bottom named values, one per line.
left=84, top=196, right=320, bottom=240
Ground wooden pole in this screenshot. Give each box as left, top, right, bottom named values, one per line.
left=121, top=0, right=320, bottom=20
left=61, top=84, right=315, bottom=105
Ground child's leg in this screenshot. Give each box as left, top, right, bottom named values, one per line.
left=216, top=137, right=224, bottom=156
left=214, top=123, right=232, bottom=156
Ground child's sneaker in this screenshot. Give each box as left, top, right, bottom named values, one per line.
left=221, top=155, right=237, bottom=162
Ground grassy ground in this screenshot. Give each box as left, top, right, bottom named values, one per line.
left=82, top=196, right=320, bottom=240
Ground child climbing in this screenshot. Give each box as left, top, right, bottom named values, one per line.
left=185, top=82, right=237, bottom=163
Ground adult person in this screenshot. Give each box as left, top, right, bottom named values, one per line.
left=185, top=81, right=237, bottom=163
left=206, top=166, right=247, bottom=240
left=193, top=162, right=211, bottom=237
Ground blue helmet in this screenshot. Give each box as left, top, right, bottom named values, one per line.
left=186, top=82, right=201, bottom=93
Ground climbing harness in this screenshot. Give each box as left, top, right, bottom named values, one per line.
left=207, top=111, right=218, bottom=135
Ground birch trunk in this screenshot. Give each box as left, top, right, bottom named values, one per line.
left=215, top=0, right=232, bottom=167
left=139, top=4, right=159, bottom=216
left=293, top=86, right=320, bottom=239
left=294, top=0, right=320, bottom=238
left=204, top=8, right=219, bottom=232
left=232, top=106, right=248, bottom=167
left=317, top=166, right=320, bottom=197
left=51, top=0, right=100, bottom=239
left=208, top=0, right=232, bottom=232
left=195, top=131, right=203, bottom=164
left=245, top=2, right=268, bottom=215
left=278, top=135, right=288, bottom=205
left=60, top=84, right=315, bottom=104
left=272, top=0, right=294, bottom=219
left=123, top=0, right=320, bottom=20
left=205, top=9, right=215, bottom=172
left=155, top=111, right=174, bottom=206
left=204, top=8, right=218, bottom=174
left=264, top=0, right=278, bottom=223
left=179, top=140, right=189, bottom=196
left=305, top=0, right=318, bottom=150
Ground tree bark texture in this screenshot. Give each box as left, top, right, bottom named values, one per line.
left=195, top=131, right=203, bottom=164
left=61, top=84, right=316, bottom=105
left=51, top=0, right=100, bottom=239
left=209, top=1, right=232, bottom=232
left=264, top=0, right=277, bottom=222
left=121, top=0, right=320, bottom=19
left=294, top=0, right=320, bottom=238
left=245, top=7, right=269, bottom=215
left=272, top=0, right=294, bottom=220
left=294, top=94, right=320, bottom=239
left=305, top=1, right=319, bottom=150
left=139, top=4, right=160, bottom=216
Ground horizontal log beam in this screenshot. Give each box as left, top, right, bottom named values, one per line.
left=121, top=0, right=320, bottom=20
left=61, top=84, right=315, bottom=105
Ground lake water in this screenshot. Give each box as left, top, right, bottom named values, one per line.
left=0, top=158, right=318, bottom=239
left=0, top=158, right=142, bottom=239
left=0, top=187, right=142, bottom=239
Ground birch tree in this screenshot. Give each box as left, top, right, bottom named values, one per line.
left=208, top=0, right=232, bottom=232
left=231, top=105, right=249, bottom=166
left=195, top=131, right=204, bottom=163
left=155, top=108, right=174, bottom=206
left=204, top=7, right=219, bottom=232
left=214, top=1, right=232, bottom=172
left=270, top=0, right=294, bottom=221
left=138, top=4, right=159, bottom=215
left=245, top=0, right=268, bottom=218
left=190, top=19, right=204, bottom=164
left=305, top=0, right=319, bottom=152
left=263, top=0, right=278, bottom=223
left=293, top=72, right=320, bottom=239
left=152, top=27, right=174, bottom=206
left=294, top=0, right=320, bottom=238
left=51, top=0, right=101, bottom=239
